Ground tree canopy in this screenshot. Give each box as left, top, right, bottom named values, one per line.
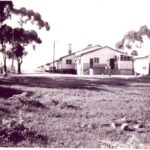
left=116, top=25, right=150, bottom=54
left=12, top=7, right=50, bottom=30
left=0, top=1, right=13, bottom=22
left=0, top=1, right=50, bottom=75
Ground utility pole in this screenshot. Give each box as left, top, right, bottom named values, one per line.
left=53, top=40, right=55, bottom=73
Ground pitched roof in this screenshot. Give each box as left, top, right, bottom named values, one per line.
left=79, top=46, right=125, bottom=57
left=134, top=55, right=150, bottom=60
left=75, top=45, right=102, bottom=56
left=59, top=52, right=75, bottom=60
left=45, top=59, right=59, bottom=66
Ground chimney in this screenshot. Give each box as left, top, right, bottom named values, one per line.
left=68, top=43, right=72, bottom=54
left=87, top=44, right=92, bottom=48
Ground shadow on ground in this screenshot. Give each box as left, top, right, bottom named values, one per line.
left=1, top=75, right=150, bottom=91
left=0, top=87, right=23, bottom=98
left=0, top=75, right=130, bottom=91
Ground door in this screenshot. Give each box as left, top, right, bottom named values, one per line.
left=90, top=58, right=93, bottom=68
left=109, top=58, right=115, bottom=69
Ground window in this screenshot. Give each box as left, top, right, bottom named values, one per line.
left=66, top=59, right=72, bottom=64
left=127, top=56, right=131, bottom=61
left=124, top=56, right=127, bottom=61
left=120, top=55, right=132, bottom=61
left=121, top=55, right=124, bottom=61
left=94, top=57, right=99, bottom=63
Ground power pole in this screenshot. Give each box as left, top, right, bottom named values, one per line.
left=53, top=40, right=55, bottom=73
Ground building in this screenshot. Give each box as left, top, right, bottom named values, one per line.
left=134, top=55, right=150, bottom=75
left=45, top=60, right=59, bottom=73
left=57, top=52, right=76, bottom=74
left=75, top=46, right=133, bottom=75
left=42, top=44, right=134, bottom=75
left=45, top=52, right=76, bottom=74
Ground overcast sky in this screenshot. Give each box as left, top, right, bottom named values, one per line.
left=9, top=0, right=150, bottom=70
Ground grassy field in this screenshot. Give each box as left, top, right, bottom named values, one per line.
left=0, top=74, right=150, bottom=148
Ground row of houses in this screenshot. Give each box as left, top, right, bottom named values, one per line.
left=38, top=45, right=150, bottom=76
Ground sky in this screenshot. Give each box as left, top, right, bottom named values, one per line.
left=5, top=0, right=150, bottom=71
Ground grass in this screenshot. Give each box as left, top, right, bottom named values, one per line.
left=0, top=75, right=150, bottom=148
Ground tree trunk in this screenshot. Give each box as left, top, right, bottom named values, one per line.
left=3, top=55, right=7, bottom=77
left=17, top=58, right=22, bottom=74
left=17, top=62, right=22, bottom=74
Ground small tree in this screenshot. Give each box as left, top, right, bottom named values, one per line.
left=12, top=28, right=42, bottom=74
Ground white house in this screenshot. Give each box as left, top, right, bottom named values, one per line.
left=75, top=46, right=134, bottom=75
left=42, top=44, right=134, bottom=75
left=46, top=52, right=76, bottom=74
left=57, top=52, right=76, bottom=74
left=134, top=55, right=150, bottom=75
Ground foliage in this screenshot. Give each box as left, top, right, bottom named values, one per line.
left=116, top=25, right=150, bottom=54
left=12, top=7, right=50, bottom=30
left=0, top=1, right=13, bottom=22
left=0, top=1, right=50, bottom=74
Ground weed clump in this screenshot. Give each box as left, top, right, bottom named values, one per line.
left=19, top=99, right=45, bottom=109
left=0, top=121, right=48, bottom=147
left=0, top=107, right=10, bottom=114
left=61, top=102, right=81, bottom=110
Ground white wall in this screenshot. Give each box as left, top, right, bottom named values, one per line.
left=134, top=57, right=150, bottom=75
left=80, top=47, right=118, bottom=67
left=118, top=61, right=133, bottom=69
left=60, top=54, right=76, bottom=69
left=57, top=60, right=62, bottom=70
left=76, top=58, right=82, bottom=75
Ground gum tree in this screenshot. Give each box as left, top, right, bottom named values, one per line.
left=0, top=1, right=50, bottom=75
left=11, top=28, right=42, bottom=74
left=115, top=26, right=150, bottom=56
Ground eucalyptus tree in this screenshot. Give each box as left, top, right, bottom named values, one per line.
left=115, top=25, right=150, bottom=56
left=11, top=28, right=42, bottom=74
left=11, top=6, right=50, bottom=74
left=0, top=1, right=50, bottom=75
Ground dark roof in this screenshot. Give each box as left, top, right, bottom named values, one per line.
left=46, top=59, right=59, bottom=66
left=45, top=53, right=75, bottom=65
left=80, top=46, right=125, bottom=56
left=59, top=52, right=75, bottom=60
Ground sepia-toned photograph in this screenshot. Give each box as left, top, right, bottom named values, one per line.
left=0, top=0, right=150, bottom=148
